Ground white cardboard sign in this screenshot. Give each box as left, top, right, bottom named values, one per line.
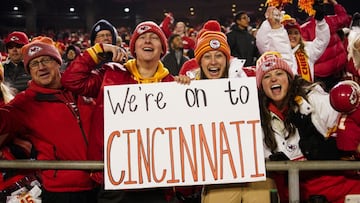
left=104, top=77, right=266, bottom=190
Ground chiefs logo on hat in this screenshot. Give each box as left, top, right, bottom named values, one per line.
left=28, top=46, right=43, bottom=56
left=261, top=60, right=277, bottom=71
left=209, top=39, right=220, bottom=49
left=138, top=25, right=151, bottom=34
left=10, top=36, right=20, bottom=42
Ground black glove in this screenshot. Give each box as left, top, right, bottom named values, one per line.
left=289, top=112, right=340, bottom=160
left=350, top=12, right=360, bottom=28
left=313, top=0, right=325, bottom=21
left=269, top=152, right=290, bottom=161
left=97, top=52, right=113, bottom=62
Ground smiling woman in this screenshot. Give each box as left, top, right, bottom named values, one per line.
left=255, top=51, right=360, bottom=203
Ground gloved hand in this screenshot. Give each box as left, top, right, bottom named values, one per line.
left=269, top=152, right=290, bottom=161
left=313, top=0, right=325, bottom=21
left=350, top=12, right=360, bottom=28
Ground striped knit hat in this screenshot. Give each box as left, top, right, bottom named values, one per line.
left=194, top=20, right=230, bottom=64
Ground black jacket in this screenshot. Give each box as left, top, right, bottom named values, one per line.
left=162, top=49, right=189, bottom=76
left=3, top=61, right=31, bottom=93
left=226, top=24, right=259, bottom=66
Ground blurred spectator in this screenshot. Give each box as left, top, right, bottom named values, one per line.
left=257, top=5, right=330, bottom=83
left=160, top=13, right=195, bottom=57
left=60, top=44, right=81, bottom=72
left=301, top=0, right=352, bottom=91
left=226, top=11, right=260, bottom=66
left=162, top=34, right=189, bottom=75
left=89, top=19, right=126, bottom=70
left=329, top=80, right=360, bottom=160
left=256, top=7, right=296, bottom=71
left=90, top=19, right=117, bottom=46
left=3, top=31, right=32, bottom=93
left=284, top=14, right=330, bottom=82
left=0, top=40, right=7, bottom=62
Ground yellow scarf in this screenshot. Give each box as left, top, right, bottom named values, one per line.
left=295, top=50, right=312, bottom=82
left=124, top=59, right=170, bottom=84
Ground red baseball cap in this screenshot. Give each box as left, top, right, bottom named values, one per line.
left=4, top=31, right=29, bottom=46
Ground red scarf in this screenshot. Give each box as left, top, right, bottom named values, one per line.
left=295, top=50, right=311, bottom=82
left=268, top=102, right=288, bottom=121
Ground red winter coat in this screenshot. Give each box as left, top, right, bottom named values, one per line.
left=0, top=81, right=95, bottom=192
left=160, top=15, right=195, bottom=51
left=336, top=107, right=360, bottom=152
left=301, top=4, right=351, bottom=77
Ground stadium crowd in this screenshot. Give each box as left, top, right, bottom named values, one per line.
left=0, top=0, right=360, bottom=202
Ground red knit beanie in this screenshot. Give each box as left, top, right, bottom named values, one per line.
left=21, top=36, right=62, bottom=73
left=256, top=51, right=294, bottom=88
left=194, top=20, right=230, bottom=64
left=129, top=21, right=167, bottom=58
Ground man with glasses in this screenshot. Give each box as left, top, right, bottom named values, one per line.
left=3, top=31, right=32, bottom=93
left=89, top=19, right=128, bottom=69
left=90, top=19, right=117, bottom=46
left=0, top=36, right=98, bottom=203
left=226, top=11, right=260, bottom=67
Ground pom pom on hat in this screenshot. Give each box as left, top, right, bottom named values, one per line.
left=129, top=21, right=168, bottom=58
left=21, top=36, right=62, bottom=73
left=256, top=51, right=294, bottom=88
left=195, top=20, right=222, bottom=43
left=90, top=19, right=117, bottom=46
left=194, top=20, right=231, bottom=64
left=202, top=20, right=221, bottom=32
left=4, top=31, right=29, bottom=47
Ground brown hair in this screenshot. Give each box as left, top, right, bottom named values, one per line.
left=258, top=75, right=315, bottom=152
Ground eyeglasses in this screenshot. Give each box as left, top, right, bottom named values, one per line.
left=29, top=57, right=54, bottom=69
left=96, top=33, right=112, bottom=39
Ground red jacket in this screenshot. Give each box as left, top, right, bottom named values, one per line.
left=336, top=107, right=360, bottom=152
left=160, top=14, right=195, bottom=51
left=61, top=51, right=174, bottom=184
left=301, top=4, right=351, bottom=77
left=0, top=81, right=95, bottom=192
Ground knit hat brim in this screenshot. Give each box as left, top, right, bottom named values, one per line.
left=129, top=21, right=168, bottom=58
left=21, top=37, right=62, bottom=73
left=90, top=19, right=117, bottom=46
left=256, top=52, right=294, bottom=88
left=194, top=20, right=230, bottom=64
